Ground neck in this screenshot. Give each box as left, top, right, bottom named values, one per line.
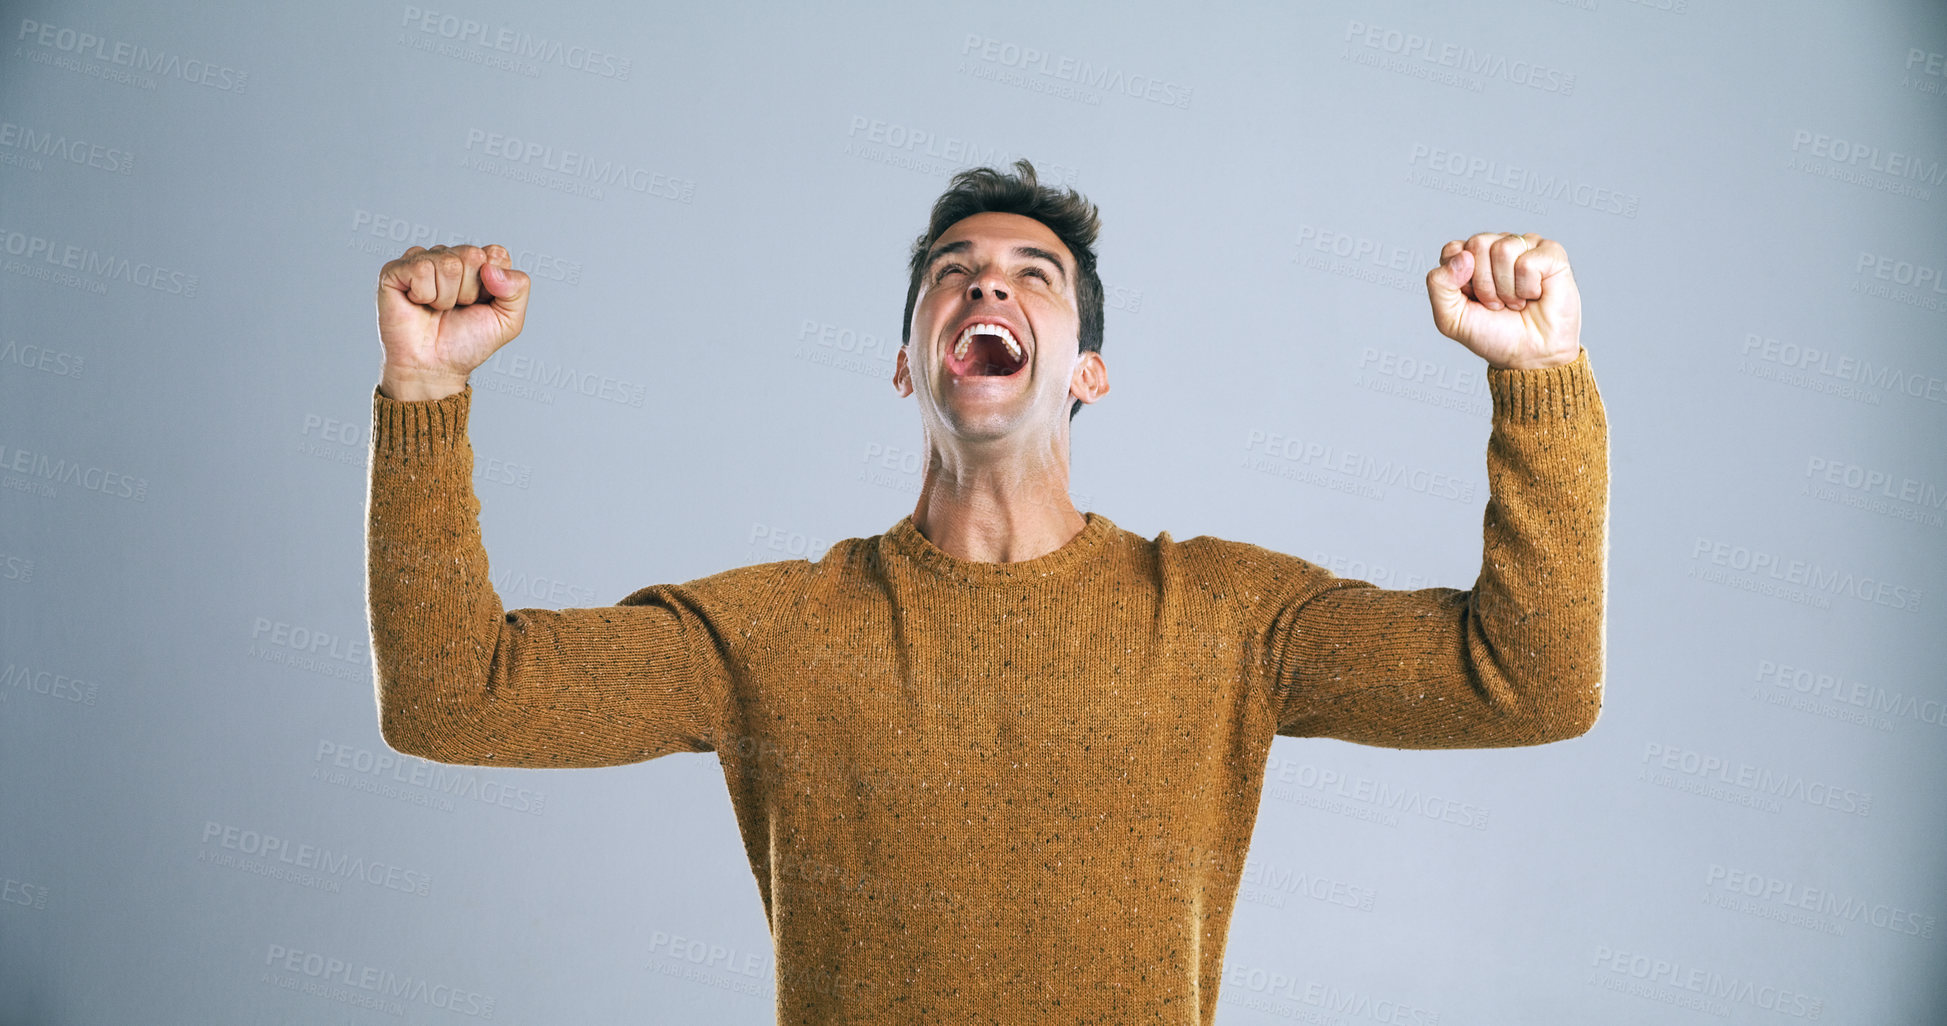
left=910, top=433, right=1084, bottom=563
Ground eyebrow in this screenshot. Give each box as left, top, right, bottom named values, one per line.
left=924, top=240, right=1069, bottom=283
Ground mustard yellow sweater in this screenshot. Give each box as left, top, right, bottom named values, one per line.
left=366, top=350, right=1606, bottom=1024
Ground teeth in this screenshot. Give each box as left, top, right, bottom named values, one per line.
left=953, top=323, right=1022, bottom=363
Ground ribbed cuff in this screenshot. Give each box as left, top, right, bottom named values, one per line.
left=1486, top=348, right=1598, bottom=422
left=371, top=383, right=472, bottom=457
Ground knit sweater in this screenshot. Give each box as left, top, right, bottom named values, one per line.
left=365, top=349, right=1607, bottom=1024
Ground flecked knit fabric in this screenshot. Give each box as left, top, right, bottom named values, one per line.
left=366, top=349, right=1607, bottom=1024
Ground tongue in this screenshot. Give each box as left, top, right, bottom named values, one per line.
left=954, top=334, right=1019, bottom=376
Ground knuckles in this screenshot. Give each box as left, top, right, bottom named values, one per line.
left=386, top=243, right=497, bottom=281
left=1488, top=235, right=1527, bottom=258
left=377, top=242, right=523, bottom=310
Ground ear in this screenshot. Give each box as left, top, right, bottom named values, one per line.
left=1069, top=350, right=1110, bottom=408
left=893, top=345, right=914, bottom=397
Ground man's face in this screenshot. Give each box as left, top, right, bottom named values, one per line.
left=895, top=211, right=1092, bottom=441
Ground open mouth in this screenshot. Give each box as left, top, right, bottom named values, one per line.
left=946, top=322, right=1028, bottom=377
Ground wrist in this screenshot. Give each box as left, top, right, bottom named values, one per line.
left=379, top=366, right=468, bottom=401
left=1488, top=346, right=1580, bottom=372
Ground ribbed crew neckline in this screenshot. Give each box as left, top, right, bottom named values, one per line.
left=885, top=511, right=1116, bottom=582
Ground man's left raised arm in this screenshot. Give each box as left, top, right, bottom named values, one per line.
left=1262, top=233, right=1608, bottom=749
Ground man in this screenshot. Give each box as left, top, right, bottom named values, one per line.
left=367, top=160, right=1605, bottom=1024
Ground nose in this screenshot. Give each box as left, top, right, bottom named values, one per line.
left=968, top=272, right=1007, bottom=302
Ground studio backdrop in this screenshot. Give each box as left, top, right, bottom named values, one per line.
left=3, top=0, right=1944, bottom=1023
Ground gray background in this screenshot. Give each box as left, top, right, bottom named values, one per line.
left=4, top=0, right=1945, bottom=1022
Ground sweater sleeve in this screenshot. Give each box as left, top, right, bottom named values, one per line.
left=364, top=384, right=719, bottom=768
left=1241, top=349, right=1608, bottom=749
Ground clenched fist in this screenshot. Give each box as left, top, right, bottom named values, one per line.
left=376, top=244, right=531, bottom=400
left=1425, top=233, right=1580, bottom=370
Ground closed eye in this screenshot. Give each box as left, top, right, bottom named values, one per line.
left=933, top=264, right=966, bottom=283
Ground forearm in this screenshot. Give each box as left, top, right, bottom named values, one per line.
left=1466, top=346, right=1608, bottom=739
left=1273, top=348, right=1607, bottom=747
left=365, top=384, right=507, bottom=761
left=364, top=385, right=716, bottom=768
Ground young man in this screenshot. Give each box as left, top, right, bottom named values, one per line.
left=367, top=160, right=1605, bottom=1024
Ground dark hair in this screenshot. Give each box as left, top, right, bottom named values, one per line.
left=901, top=159, right=1104, bottom=421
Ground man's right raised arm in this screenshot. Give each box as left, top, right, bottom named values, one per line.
left=365, top=244, right=715, bottom=768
